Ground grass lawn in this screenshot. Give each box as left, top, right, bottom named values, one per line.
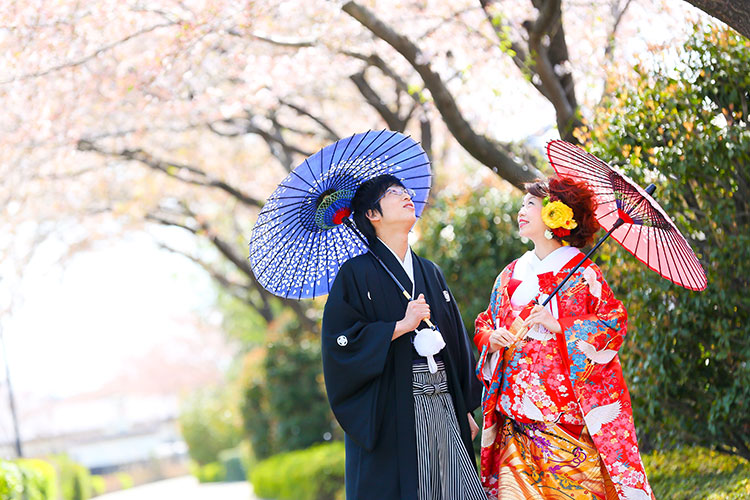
left=644, top=447, right=750, bottom=499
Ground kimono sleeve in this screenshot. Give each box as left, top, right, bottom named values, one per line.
left=321, top=259, right=395, bottom=451
left=474, top=271, right=507, bottom=382
left=557, top=262, right=628, bottom=352
left=474, top=302, right=495, bottom=353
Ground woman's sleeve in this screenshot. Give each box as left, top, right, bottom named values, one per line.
left=474, top=273, right=507, bottom=382
left=474, top=303, right=495, bottom=353
left=474, top=274, right=502, bottom=352
left=557, top=263, right=628, bottom=352
left=321, top=261, right=396, bottom=451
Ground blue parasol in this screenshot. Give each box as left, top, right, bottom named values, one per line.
left=249, top=130, right=431, bottom=299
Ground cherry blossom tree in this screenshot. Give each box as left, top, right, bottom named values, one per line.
left=0, top=0, right=720, bottom=333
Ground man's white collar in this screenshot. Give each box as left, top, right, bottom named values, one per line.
left=378, top=238, right=414, bottom=287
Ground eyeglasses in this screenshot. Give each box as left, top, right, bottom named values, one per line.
left=375, top=186, right=417, bottom=204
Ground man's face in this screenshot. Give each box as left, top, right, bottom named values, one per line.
left=368, top=184, right=417, bottom=228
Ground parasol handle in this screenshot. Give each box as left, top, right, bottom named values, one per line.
left=343, top=218, right=436, bottom=330
left=540, top=221, right=621, bottom=307
left=541, top=183, right=657, bottom=306
left=401, top=290, right=437, bottom=329
left=511, top=183, right=660, bottom=343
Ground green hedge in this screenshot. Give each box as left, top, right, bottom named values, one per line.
left=91, top=475, right=107, bottom=496
left=189, top=444, right=250, bottom=483
left=0, top=460, right=24, bottom=499
left=645, top=447, right=750, bottom=499
left=248, top=443, right=748, bottom=500
left=49, top=455, right=92, bottom=500
left=115, top=471, right=134, bottom=490
left=191, top=461, right=226, bottom=483
left=0, top=458, right=57, bottom=500
left=219, top=447, right=248, bottom=482
left=250, top=442, right=345, bottom=500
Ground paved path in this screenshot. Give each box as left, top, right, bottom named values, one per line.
left=95, top=476, right=260, bottom=500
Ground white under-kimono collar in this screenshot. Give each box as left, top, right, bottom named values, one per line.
left=511, top=246, right=581, bottom=307
left=378, top=238, right=415, bottom=293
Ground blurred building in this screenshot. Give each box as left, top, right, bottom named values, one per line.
left=0, top=335, right=232, bottom=473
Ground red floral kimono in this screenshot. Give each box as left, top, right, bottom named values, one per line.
left=474, top=247, right=653, bottom=500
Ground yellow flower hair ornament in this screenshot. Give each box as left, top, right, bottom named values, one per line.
left=542, top=197, right=577, bottom=240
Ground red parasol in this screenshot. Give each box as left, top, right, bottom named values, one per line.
left=545, top=140, right=707, bottom=292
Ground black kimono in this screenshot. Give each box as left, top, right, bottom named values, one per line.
left=321, top=239, right=483, bottom=500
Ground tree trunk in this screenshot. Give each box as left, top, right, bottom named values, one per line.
left=683, top=0, right=750, bottom=39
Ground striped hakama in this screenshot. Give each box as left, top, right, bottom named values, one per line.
left=412, top=361, right=487, bottom=500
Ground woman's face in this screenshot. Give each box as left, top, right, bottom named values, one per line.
left=518, top=193, right=545, bottom=240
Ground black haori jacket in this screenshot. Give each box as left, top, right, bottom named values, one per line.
left=321, top=239, right=482, bottom=500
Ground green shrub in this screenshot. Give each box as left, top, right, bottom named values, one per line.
left=191, top=461, right=226, bottom=483
left=179, top=387, right=244, bottom=466
left=17, top=459, right=57, bottom=500
left=240, top=313, right=338, bottom=461
left=0, top=460, right=23, bottom=499
left=644, top=447, right=750, bottom=499
left=250, top=442, right=344, bottom=500
left=218, top=447, right=247, bottom=482
left=115, top=471, right=134, bottom=490
left=0, top=459, right=59, bottom=500
left=585, top=26, right=750, bottom=458
left=49, top=455, right=92, bottom=500
left=91, top=475, right=106, bottom=496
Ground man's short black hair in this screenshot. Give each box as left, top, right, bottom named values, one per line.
left=351, top=174, right=405, bottom=246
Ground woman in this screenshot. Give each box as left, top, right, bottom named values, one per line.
left=474, top=177, right=653, bottom=500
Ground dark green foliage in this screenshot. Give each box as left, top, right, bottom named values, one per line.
left=250, top=442, right=345, bottom=500
left=218, top=447, right=248, bottom=482
left=241, top=313, right=338, bottom=460
left=242, top=379, right=275, bottom=460
left=71, top=473, right=85, bottom=500
left=414, top=186, right=528, bottom=334
left=586, top=27, right=750, bottom=459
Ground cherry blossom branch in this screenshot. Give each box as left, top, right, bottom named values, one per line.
left=77, top=139, right=263, bottom=208
left=155, top=240, right=274, bottom=324
left=342, top=1, right=542, bottom=189
left=147, top=202, right=317, bottom=330
left=480, top=0, right=582, bottom=142
left=1, top=22, right=177, bottom=84
left=604, top=0, right=635, bottom=62
left=279, top=100, right=340, bottom=141
left=225, top=28, right=316, bottom=48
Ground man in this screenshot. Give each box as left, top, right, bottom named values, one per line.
left=321, top=174, right=486, bottom=500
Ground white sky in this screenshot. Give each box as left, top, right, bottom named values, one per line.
left=1, top=231, right=217, bottom=399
